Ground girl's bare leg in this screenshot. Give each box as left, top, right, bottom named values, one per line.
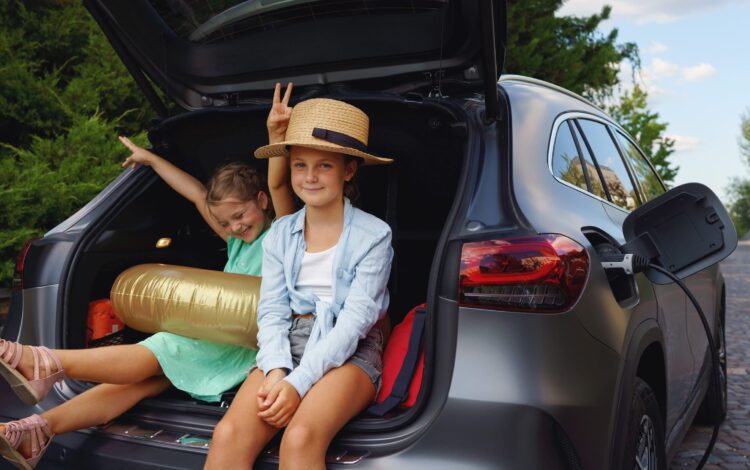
left=279, top=363, right=375, bottom=470
left=0, top=376, right=170, bottom=458
left=204, top=369, right=281, bottom=470
left=43, top=376, right=171, bottom=434
left=15, top=344, right=162, bottom=384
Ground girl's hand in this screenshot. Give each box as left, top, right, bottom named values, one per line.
left=257, top=368, right=287, bottom=410
left=119, top=135, right=156, bottom=169
left=257, top=380, right=301, bottom=428
left=267, top=82, right=293, bottom=145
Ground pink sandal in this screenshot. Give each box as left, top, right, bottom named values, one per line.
left=0, top=415, right=54, bottom=470
left=0, top=340, right=64, bottom=405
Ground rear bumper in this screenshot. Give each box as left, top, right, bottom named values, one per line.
left=1, top=401, right=574, bottom=470
left=358, top=399, right=578, bottom=469
left=33, top=431, right=209, bottom=470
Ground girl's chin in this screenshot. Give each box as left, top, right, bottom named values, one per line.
left=237, top=228, right=257, bottom=242
left=297, top=192, right=342, bottom=208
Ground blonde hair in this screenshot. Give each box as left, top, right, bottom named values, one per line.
left=205, top=162, right=274, bottom=219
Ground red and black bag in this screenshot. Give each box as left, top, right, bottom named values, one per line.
left=86, top=299, right=125, bottom=348
left=368, top=304, right=426, bottom=416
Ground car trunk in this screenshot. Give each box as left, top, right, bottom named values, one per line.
left=60, top=94, right=469, bottom=437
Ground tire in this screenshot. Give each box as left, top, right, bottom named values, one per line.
left=623, top=378, right=666, bottom=470
left=695, top=294, right=728, bottom=425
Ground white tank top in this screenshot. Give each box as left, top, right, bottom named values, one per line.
left=295, top=244, right=337, bottom=304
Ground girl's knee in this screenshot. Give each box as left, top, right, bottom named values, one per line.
left=212, top=415, right=261, bottom=447
left=212, top=417, right=241, bottom=447
left=281, top=423, right=324, bottom=456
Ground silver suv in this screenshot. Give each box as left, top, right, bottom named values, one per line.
left=0, top=1, right=726, bottom=469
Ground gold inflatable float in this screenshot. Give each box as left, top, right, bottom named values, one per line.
left=111, top=264, right=260, bottom=348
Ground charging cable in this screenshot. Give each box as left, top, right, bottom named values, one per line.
left=601, top=254, right=721, bottom=470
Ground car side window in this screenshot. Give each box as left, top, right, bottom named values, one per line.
left=570, top=122, right=608, bottom=200
left=614, top=132, right=666, bottom=202
left=576, top=119, right=639, bottom=211
left=551, top=122, right=587, bottom=191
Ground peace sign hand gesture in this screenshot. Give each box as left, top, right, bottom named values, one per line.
left=267, top=82, right=293, bottom=145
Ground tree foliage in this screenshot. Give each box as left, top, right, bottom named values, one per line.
left=728, top=110, right=750, bottom=238
left=727, top=178, right=750, bottom=238
left=504, top=0, right=639, bottom=102
left=740, top=109, right=750, bottom=167
left=608, top=85, right=678, bottom=184
left=0, top=1, right=151, bottom=286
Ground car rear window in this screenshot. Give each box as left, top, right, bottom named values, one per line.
left=614, top=132, right=666, bottom=202
left=577, top=119, right=639, bottom=211
left=148, top=0, right=449, bottom=43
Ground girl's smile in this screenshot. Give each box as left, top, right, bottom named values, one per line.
left=209, top=194, right=269, bottom=243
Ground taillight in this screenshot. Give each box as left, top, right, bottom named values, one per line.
left=459, top=234, right=589, bottom=313
left=12, top=239, right=36, bottom=291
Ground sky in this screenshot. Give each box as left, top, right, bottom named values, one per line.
left=557, top=0, right=750, bottom=202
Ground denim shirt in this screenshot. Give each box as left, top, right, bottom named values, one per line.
left=256, top=198, right=393, bottom=398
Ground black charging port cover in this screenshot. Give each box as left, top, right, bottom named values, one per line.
left=622, top=182, right=737, bottom=284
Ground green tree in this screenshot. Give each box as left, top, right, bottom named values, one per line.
left=727, top=178, right=750, bottom=238
left=740, top=109, right=750, bottom=166
left=608, top=85, right=678, bottom=184
left=727, top=110, right=750, bottom=237
left=0, top=1, right=154, bottom=286
left=504, top=0, right=639, bottom=101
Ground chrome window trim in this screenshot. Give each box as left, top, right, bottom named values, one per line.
left=547, top=112, right=630, bottom=214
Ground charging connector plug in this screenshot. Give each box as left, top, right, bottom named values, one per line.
left=600, top=253, right=650, bottom=274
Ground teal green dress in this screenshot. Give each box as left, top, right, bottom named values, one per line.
left=139, top=230, right=268, bottom=402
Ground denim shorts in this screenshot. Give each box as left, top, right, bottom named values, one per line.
left=289, top=315, right=384, bottom=395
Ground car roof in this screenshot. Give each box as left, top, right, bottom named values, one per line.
left=499, top=76, right=610, bottom=120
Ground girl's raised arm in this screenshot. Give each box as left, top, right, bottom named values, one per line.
left=119, top=136, right=227, bottom=241
left=266, top=83, right=296, bottom=218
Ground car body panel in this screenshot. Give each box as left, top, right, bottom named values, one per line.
left=448, top=307, right=620, bottom=469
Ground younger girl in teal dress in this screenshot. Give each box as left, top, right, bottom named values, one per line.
left=0, top=84, right=296, bottom=469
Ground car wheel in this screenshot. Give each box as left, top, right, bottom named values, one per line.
left=695, top=298, right=728, bottom=424
left=624, top=378, right=666, bottom=470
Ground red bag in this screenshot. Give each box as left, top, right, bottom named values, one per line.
left=87, top=299, right=125, bottom=347
left=371, top=304, right=426, bottom=414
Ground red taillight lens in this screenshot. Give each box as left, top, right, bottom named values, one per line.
left=13, top=239, right=36, bottom=291
left=459, top=234, right=589, bottom=313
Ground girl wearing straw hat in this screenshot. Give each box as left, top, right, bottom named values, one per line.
left=205, top=92, right=394, bottom=469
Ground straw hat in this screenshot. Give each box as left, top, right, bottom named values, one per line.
left=254, top=98, right=393, bottom=166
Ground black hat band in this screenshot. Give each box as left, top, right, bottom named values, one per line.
left=312, top=127, right=367, bottom=152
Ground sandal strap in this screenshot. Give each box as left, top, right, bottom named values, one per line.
left=37, top=347, right=62, bottom=383
left=2, top=415, right=54, bottom=454
left=25, top=346, right=63, bottom=384
left=3, top=420, right=23, bottom=449
left=30, top=346, right=40, bottom=381
left=0, top=339, right=22, bottom=369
